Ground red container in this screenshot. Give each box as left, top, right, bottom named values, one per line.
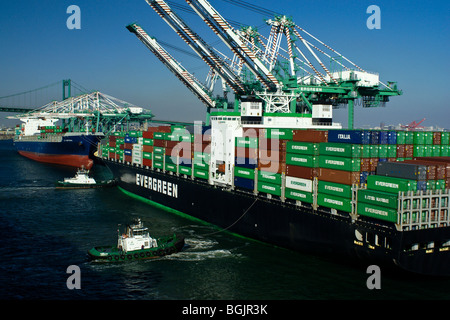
left=258, top=138, right=287, bottom=151
left=243, top=128, right=263, bottom=138
left=360, top=158, right=371, bottom=171
left=235, top=147, right=258, bottom=159
left=433, top=132, right=441, bottom=145
left=318, top=168, right=360, bottom=185
left=292, top=129, right=328, bottom=143
left=124, top=143, right=133, bottom=149
left=109, top=141, right=116, bottom=148
left=259, top=160, right=285, bottom=174
left=404, top=144, right=414, bottom=158
left=259, top=149, right=286, bottom=163
left=142, top=145, right=153, bottom=153
left=124, top=155, right=132, bottom=162
left=143, top=159, right=152, bottom=167
left=142, top=131, right=154, bottom=139
left=286, top=165, right=317, bottom=179
left=153, top=139, right=165, bottom=147
left=396, top=145, right=405, bottom=158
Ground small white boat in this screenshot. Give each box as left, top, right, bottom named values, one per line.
left=56, top=168, right=116, bottom=189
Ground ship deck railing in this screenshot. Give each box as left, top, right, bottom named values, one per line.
left=397, top=189, right=450, bottom=231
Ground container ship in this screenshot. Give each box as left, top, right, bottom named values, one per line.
left=13, top=117, right=102, bottom=169
left=11, top=90, right=153, bottom=169
left=101, top=0, right=450, bottom=275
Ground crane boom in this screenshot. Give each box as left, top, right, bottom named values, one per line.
left=186, top=0, right=281, bottom=91
left=146, top=0, right=245, bottom=95
left=127, top=23, right=215, bottom=109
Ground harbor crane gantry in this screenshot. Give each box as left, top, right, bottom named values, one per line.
left=132, top=0, right=402, bottom=128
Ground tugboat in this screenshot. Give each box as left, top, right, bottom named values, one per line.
left=55, top=167, right=116, bottom=189
left=87, top=218, right=185, bottom=261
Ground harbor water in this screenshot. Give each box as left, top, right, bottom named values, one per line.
left=1, top=140, right=450, bottom=301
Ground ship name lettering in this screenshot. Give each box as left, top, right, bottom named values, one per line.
left=136, top=173, right=178, bottom=198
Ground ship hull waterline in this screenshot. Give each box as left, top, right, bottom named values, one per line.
left=107, top=160, right=450, bottom=276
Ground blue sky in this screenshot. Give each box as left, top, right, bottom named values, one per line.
left=0, top=0, right=449, bottom=128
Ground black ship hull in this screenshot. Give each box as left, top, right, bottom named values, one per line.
left=107, top=159, right=450, bottom=276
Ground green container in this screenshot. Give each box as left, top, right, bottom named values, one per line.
left=143, top=138, right=153, bottom=146
left=116, top=138, right=124, bottom=145
left=413, top=145, right=424, bottom=157
left=423, top=145, right=432, bottom=157
left=153, top=154, right=164, bottom=162
left=153, top=146, right=165, bottom=154
left=425, top=180, right=435, bottom=190
left=234, top=166, right=255, bottom=179
left=424, top=132, right=433, bottom=145
left=378, top=145, right=388, bottom=158
left=358, top=189, right=398, bottom=209
left=319, top=143, right=361, bottom=158
left=318, top=180, right=352, bottom=198
left=236, top=137, right=258, bottom=149
left=258, top=171, right=282, bottom=184
left=179, top=166, right=192, bottom=176
left=318, top=156, right=361, bottom=172
left=441, top=145, right=449, bottom=157
left=396, top=131, right=405, bottom=144
left=153, top=132, right=166, bottom=140
left=441, top=132, right=450, bottom=145
left=436, top=179, right=446, bottom=190
left=263, top=128, right=293, bottom=140
left=432, top=145, right=441, bottom=157
left=194, top=169, right=209, bottom=180
left=153, top=161, right=164, bottom=169
left=128, top=130, right=142, bottom=137
left=361, top=145, right=371, bottom=158
left=405, top=132, right=414, bottom=144
left=143, top=152, right=152, bottom=160
left=285, top=188, right=313, bottom=203
left=357, top=202, right=397, bottom=223
left=193, top=152, right=210, bottom=163
left=286, top=153, right=319, bottom=167
left=413, top=132, right=425, bottom=145
left=165, top=163, right=177, bottom=172
left=193, top=159, right=209, bottom=170
left=318, top=193, right=352, bottom=212
left=286, top=141, right=319, bottom=155
left=387, top=145, right=397, bottom=158
left=257, top=181, right=281, bottom=196
left=369, top=145, right=379, bottom=158
left=366, top=175, right=417, bottom=194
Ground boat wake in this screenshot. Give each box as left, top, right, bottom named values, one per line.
left=164, top=237, right=240, bottom=262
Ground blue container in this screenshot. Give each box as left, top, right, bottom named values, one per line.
left=387, top=131, right=397, bottom=144
left=379, top=131, right=388, bottom=144
left=125, top=137, right=138, bottom=144
left=234, top=177, right=255, bottom=190
left=417, top=180, right=427, bottom=191
left=327, top=130, right=371, bottom=144
left=234, top=157, right=257, bottom=168
left=360, top=171, right=370, bottom=184
left=124, top=149, right=132, bottom=156
left=378, top=158, right=388, bottom=162
left=371, top=130, right=380, bottom=144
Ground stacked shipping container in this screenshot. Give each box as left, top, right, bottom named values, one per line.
left=98, top=126, right=450, bottom=226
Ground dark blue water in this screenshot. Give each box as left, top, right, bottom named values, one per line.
left=1, top=139, right=450, bottom=301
